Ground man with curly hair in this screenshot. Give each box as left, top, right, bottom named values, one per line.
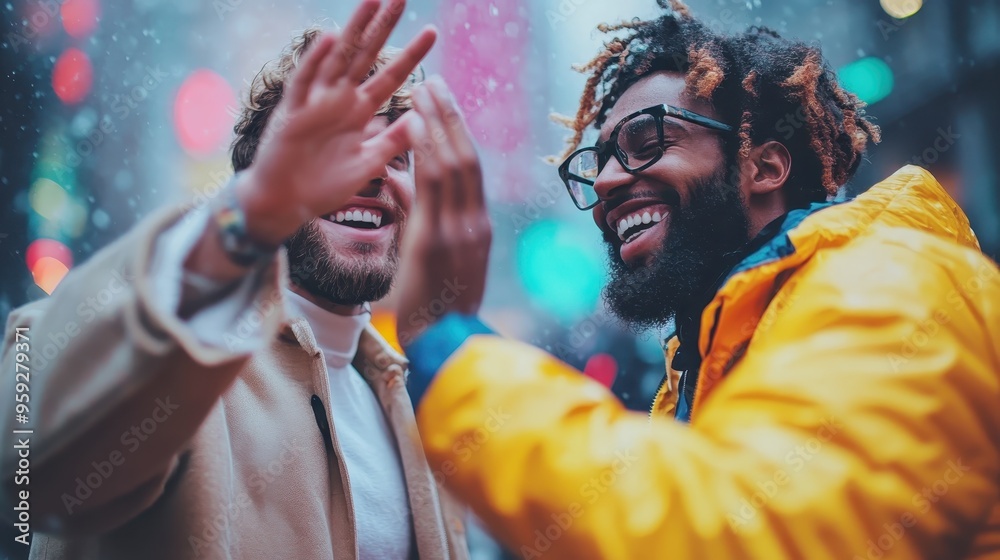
left=0, top=1, right=478, bottom=558
left=390, top=1, right=1000, bottom=558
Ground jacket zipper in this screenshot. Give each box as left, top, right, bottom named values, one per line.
left=650, top=337, right=673, bottom=417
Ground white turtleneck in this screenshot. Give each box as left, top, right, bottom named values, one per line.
left=151, top=211, right=413, bottom=559
left=283, top=290, right=413, bottom=560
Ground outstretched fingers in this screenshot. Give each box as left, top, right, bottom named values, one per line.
left=286, top=33, right=336, bottom=110
left=410, top=81, right=465, bottom=211
left=317, top=0, right=381, bottom=84
left=425, top=77, right=484, bottom=212
left=346, top=0, right=409, bottom=80
left=360, top=26, right=437, bottom=108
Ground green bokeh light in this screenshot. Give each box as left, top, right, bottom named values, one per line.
left=517, top=219, right=606, bottom=321
left=838, top=57, right=895, bottom=105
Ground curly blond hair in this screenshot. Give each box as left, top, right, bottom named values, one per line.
left=231, top=26, right=420, bottom=172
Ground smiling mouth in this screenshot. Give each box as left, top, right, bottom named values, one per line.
left=322, top=206, right=394, bottom=230
left=616, top=209, right=666, bottom=243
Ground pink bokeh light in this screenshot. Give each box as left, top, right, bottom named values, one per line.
left=173, top=69, right=237, bottom=157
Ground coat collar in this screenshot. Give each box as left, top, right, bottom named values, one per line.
left=278, top=315, right=409, bottom=383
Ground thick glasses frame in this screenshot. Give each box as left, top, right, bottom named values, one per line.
left=558, top=104, right=735, bottom=210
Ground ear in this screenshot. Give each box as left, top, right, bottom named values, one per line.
left=739, top=140, right=791, bottom=196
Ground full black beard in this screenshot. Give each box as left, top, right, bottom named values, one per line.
left=284, top=215, right=403, bottom=306
left=602, top=167, right=751, bottom=332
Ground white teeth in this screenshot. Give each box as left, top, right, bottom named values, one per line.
left=330, top=208, right=386, bottom=226
left=616, top=208, right=667, bottom=241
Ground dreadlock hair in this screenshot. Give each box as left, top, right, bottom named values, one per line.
left=231, top=26, right=419, bottom=173
left=553, top=0, right=881, bottom=208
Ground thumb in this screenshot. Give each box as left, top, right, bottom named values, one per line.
left=405, top=111, right=428, bottom=160
left=361, top=111, right=417, bottom=168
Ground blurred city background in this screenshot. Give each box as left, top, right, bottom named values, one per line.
left=1, top=0, right=999, bottom=557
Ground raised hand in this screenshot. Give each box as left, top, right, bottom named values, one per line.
left=395, top=77, right=491, bottom=347
left=236, top=0, right=437, bottom=246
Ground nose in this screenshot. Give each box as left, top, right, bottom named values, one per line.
left=592, top=155, right=634, bottom=201
left=358, top=167, right=388, bottom=197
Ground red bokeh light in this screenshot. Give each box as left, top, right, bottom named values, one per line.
left=584, top=353, right=619, bottom=389
left=26, top=238, right=74, bottom=271
left=52, top=48, right=93, bottom=105
left=61, top=0, right=100, bottom=39
left=173, top=70, right=237, bottom=156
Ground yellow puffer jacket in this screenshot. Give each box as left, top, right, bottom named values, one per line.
left=416, top=166, right=1000, bottom=559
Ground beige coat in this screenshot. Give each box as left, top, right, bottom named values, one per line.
left=0, top=207, right=469, bottom=560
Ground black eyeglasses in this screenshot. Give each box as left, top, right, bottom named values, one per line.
left=557, top=104, right=734, bottom=210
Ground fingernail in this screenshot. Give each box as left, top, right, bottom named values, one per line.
left=413, top=83, right=431, bottom=105
left=429, top=75, right=448, bottom=94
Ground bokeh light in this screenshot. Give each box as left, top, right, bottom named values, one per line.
left=838, top=57, right=895, bottom=105
left=26, top=238, right=74, bottom=271
left=31, top=257, right=71, bottom=295
left=370, top=310, right=403, bottom=354
left=584, top=353, right=618, bottom=388
left=880, top=0, right=922, bottom=19
left=61, top=0, right=100, bottom=38
left=173, top=70, right=237, bottom=156
left=29, top=178, right=70, bottom=221
left=52, top=48, right=93, bottom=105
left=517, top=219, right=605, bottom=321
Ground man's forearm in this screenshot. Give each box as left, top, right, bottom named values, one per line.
left=0, top=204, right=285, bottom=534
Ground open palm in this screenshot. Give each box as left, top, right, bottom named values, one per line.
left=239, top=0, right=437, bottom=244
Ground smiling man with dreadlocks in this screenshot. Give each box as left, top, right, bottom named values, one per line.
left=388, top=1, right=1000, bottom=558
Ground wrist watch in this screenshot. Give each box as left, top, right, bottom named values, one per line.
left=211, top=175, right=280, bottom=268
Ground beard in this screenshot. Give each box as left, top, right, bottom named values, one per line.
left=602, top=165, right=751, bottom=332
left=284, top=204, right=405, bottom=306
